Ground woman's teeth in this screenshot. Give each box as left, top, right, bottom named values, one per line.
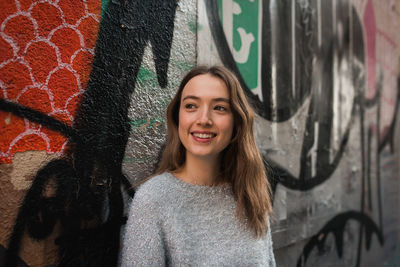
left=193, top=133, right=214, bottom=139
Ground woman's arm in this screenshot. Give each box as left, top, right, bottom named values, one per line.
left=120, top=190, right=165, bottom=267
left=266, top=218, right=276, bottom=267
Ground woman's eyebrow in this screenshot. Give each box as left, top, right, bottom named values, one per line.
left=182, top=95, right=230, bottom=103
left=182, top=95, right=199, bottom=101
left=213, top=97, right=230, bottom=103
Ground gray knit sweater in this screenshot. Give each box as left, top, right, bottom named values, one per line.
left=120, top=172, right=276, bottom=266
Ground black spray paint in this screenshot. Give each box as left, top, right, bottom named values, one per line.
left=205, top=0, right=356, bottom=190
left=296, top=211, right=384, bottom=267
left=2, top=0, right=178, bottom=266
left=204, top=0, right=398, bottom=266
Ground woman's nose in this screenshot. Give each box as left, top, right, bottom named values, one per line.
left=197, top=108, right=212, bottom=126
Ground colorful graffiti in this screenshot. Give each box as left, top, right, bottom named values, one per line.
left=0, top=0, right=183, bottom=266
left=199, top=0, right=399, bottom=266
left=0, top=0, right=100, bottom=265
left=0, top=0, right=398, bottom=266
left=0, top=0, right=101, bottom=164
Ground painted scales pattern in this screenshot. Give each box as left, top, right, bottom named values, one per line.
left=0, top=0, right=101, bottom=163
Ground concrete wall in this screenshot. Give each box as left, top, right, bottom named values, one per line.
left=0, top=0, right=399, bottom=266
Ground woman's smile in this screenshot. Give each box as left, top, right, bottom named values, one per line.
left=191, top=131, right=217, bottom=142
left=178, top=74, right=234, bottom=160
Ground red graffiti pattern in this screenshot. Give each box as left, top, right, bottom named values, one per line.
left=0, top=0, right=101, bottom=163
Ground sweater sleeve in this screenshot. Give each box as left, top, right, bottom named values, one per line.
left=266, top=218, right=276, bottom=267
left=120, top=189, right=165, bottom=267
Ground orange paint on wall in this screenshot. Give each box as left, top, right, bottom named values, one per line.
left=48, top=68, right=79, bottom=109
left=25, top=42, right=58, bottom=84
left=58, top=0, right=86, bottom=25
left=0, top=36, right=13, bottom=62
left=0, top=0, right=101, bottom=163
left=50, top=27, right=81, bottom=64
left=4, top=15, right=35, bottom=55
left=86, top=0, right=102, bottom=18
left=30, top=3, right=63, bottom=38
left=19, top=0, right=34, bottom=11
left=0, top=1, right=16, bottom=27
left=0, top=61, right=32, bottom=100
left=66, top=94, right=82, bottom=118
left=72, top=50, right=94, bottom=88
left=18, top=88, right=52, bottom=114
left=78, top=16, right=101, bottom=49
left=0, top=113, right=26, bottom=163
left=10, top=134, right=48, bottom=155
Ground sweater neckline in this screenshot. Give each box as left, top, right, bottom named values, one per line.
left=166, top=172, right=231, bottom=193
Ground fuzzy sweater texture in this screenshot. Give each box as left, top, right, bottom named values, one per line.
left=120, top=172, right=276, bottom=266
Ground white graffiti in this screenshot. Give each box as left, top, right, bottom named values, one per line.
left=233, top=27, right=254, bottom=63
left=222, top=0, right=255, bottom=64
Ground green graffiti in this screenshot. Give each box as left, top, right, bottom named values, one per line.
left=101, top=0, right=111, bottom=18
left=158, top=98, right=172, bottom=110
left=217, top=0, right=223, bottom=21
left=137, top=66, right=158, bottom=86
left=136, top=66, right=162, bottom=91
left=218, top=0, right=259, bottom=90
left=171, top=59, right=195, bottom=73
left=130, top=117, right=165, bottom=130
left=188, top=18, right=204, bottom=33
left=197, top=23, right=204, bottom=32
left=188, top=20, right=197, bottom=33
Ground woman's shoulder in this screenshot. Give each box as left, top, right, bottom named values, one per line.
left=133, top=172, right=175, bottom=206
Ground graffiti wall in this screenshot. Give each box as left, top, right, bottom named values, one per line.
left=198, top=0, right=400, bottom=266
left=0, top=0, right=195, bottom=265
left=0, top=0, right=399, bottom=266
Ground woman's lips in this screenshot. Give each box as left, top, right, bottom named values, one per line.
left=191, top=132, right=216, bottom=143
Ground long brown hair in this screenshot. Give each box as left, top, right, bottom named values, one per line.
left=156, top=65, right=273, bottom=237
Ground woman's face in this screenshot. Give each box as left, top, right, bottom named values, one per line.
left=178, top=74, right=234, bottom=161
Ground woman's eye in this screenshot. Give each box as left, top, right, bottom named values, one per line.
left=215, top=105, right=227, bottom=111
left=185, top=103, right=196, bottom=109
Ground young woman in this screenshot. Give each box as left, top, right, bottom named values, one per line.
left=121, top=66, right=275, bottom=266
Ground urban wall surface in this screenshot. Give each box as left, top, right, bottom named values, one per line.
left=0, top=0, right=399, bottom=266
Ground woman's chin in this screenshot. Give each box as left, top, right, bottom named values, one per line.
left=187, top=150, right=219, bottom=160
